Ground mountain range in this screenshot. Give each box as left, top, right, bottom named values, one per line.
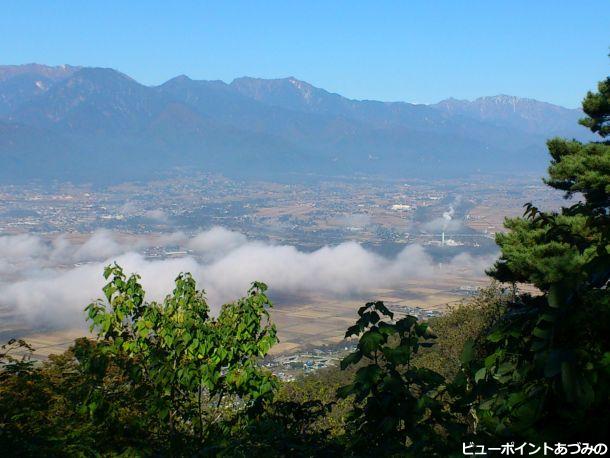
left=0, top=64, right=596, bottom=183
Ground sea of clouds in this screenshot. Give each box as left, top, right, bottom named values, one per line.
left=0, top=227, right=495, bottom=328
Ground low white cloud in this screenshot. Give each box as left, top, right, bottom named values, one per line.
left=0, top=227, right=494, bottom=329
left=188, top=226, right=247, bottom=260
left=119, top=202, right=169, bottom=223
left=74, top=229, right=127, bottom=261
left=0, top=233, right=49, bottom=259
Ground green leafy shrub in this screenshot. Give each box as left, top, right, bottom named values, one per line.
left=337, top=301, right=465, bottom=456
left=85, top=264, right=279, bottom=449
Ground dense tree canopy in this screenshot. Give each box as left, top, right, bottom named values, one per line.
left=470, top=68, right=610, bottom=441
left=580, top=76, right=610, bottom=137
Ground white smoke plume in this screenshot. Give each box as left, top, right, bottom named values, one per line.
left=0, top=227, right=494, bottom=329
left=421, top=196, right=463, bottom=233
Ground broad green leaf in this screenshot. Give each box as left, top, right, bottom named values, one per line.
left=460, top=340, right=475, bottom=364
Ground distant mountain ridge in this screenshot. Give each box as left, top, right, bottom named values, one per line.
left=432, top=95, right=586, bottom=138
left=0, top=63, right=80, bottom=83
left=0, top=64, right=596, bottom=183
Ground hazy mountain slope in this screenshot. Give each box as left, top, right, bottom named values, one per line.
left=1, top=68, right=318, bottom=181
left=0, top=64, right=594, bottom=183
left=228, top=76, right=585, bottom=159
left=159, top=75, right=541, bottom=176
left=432, top=95, right=593, bottom=139
left=0, top=74, right=56, bottom=116
left=0, top=64, right=79, bottom=116
left=157, top=75, right=361, bottom=146
left=9, top=68, right=166, bottom=132
left=163, top=75, right=551, bottom=161
left=230, top=76, right=448, bottom=131
left=230, top=76, right=592, bottom=139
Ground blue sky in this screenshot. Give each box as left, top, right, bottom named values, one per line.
left=2, top=1, right=608, bottom=107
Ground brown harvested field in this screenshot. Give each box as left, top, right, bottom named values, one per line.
left=371, top=214, right=410, bottom=228
left=268, top=270, right=490, bottom=354
left=466, top=187, right=566, bottom=235
left=5, top=268, right=491, bottom=359
left=255, top=203, right=316, bottom=218
left=3, top=327, right=90, bottom=360
left=466, top=204, right=515, bottom=234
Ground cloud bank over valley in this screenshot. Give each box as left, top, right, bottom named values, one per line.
left=0, top=228, right=495, bottom=329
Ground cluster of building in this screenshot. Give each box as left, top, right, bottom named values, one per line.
left=387, top=304, right=443, bottom=320
left=263, top=344, right=357, bottom=381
